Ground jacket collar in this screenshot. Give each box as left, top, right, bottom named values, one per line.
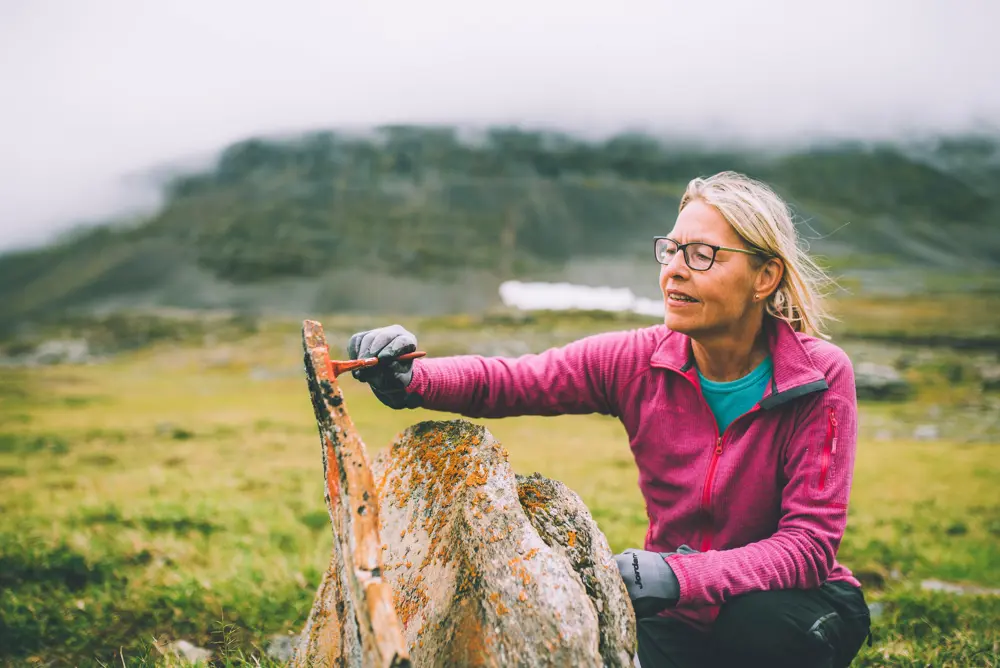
left=649, top=317, right=828, bottom=409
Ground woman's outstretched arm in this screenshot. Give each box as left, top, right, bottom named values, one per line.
left=405, top=329, right=639, bottom=419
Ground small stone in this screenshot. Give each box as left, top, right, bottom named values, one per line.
left=913, top=424, right=940, bottom=440
left=854, top=362, right=913, bottom=401
left=978, top=365, right=1000, bottom=392
left=31, top=339, right=91, bottom=365
left=163, top=640, right=212, bottom=663
left=266, top=634, right=297, bottom=663
left=920, top=579, right=1000, bottom=596
left=920, top=579, right=966, bottom=594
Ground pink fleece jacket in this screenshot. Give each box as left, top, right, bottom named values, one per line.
left=406, top=317, right=862, bottom=631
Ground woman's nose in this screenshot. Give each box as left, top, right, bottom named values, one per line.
left=663, top=250, right=690, bottom=277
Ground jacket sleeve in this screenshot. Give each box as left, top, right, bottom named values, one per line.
left=665, top=351, right=859, bottom=607
left=404, top=330, right=635, bottom=419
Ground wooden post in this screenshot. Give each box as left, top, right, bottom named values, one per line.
left=293, top=319, right=410, bottom=668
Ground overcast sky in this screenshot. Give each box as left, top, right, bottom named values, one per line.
left=2, top=0, right=998, bottom=251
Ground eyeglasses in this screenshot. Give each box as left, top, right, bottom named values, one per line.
left=653, top=236, right=766, bottom=271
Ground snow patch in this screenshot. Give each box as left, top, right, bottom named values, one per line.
left=499, top=281, right=664, bottom=318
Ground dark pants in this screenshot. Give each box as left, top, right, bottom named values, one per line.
left=637, top=581, right=871, bottom=668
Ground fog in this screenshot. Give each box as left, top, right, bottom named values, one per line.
left=1, top=0, right=999, bottom=251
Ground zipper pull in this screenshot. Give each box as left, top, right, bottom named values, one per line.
left=715, top=437, right=723, bottom=455
left=829, top=410, right=838, bottom=454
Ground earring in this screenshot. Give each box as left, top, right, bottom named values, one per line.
left=754, top=293, right=760, bottom=301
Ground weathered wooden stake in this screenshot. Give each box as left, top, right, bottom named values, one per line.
left=292, top=319, right=410, bottom=668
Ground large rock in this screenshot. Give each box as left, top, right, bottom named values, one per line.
left=515, top=472, right=636, bottom=667
left=292, top=319, right=635, bottom=667
left=372, top=421, right=636, bottom=667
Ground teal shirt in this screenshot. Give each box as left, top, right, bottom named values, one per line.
left=698, top=356, right=774, bottom=434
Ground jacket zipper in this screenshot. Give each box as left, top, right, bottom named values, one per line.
left=694, top=390, right=761, bottom=552
left=651, top=356, right=826, bottom=552
left=818, top=407, right=837, bottom=491
left=699, top=436, right=724, bottom=552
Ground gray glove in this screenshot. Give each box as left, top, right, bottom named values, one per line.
left=614, top=545, right=697, bottom=618
left=347, top=325, right=422, bottom=409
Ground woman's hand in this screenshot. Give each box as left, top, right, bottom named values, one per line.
left=615, top=545, right=697, bottom=617
left=347, top=325, right=422, bottom=409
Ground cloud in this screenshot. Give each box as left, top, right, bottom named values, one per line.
left=1, top=0, right=998, bottom=250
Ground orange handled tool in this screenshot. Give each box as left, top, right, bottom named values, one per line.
left=327, top=350, right=426, bottom=378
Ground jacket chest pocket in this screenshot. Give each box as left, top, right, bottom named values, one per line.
left=817, top=406, right=838, bottom=491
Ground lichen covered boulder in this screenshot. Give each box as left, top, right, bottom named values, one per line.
left=371, top=419, right=636, bottom=667
left=516, top=472, right=637, bottom=667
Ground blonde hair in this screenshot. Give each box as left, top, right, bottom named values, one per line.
left=679, top=171, right=835, bottom=338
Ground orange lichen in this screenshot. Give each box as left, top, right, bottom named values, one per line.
left=567, top=531, right=577, bottom=547
left=486, top=526, right=514, bottom=544
left=381, top=424, right=499, bottom=571
left=518, top=590, right=528, bottom=602
left=466, top=463, right=489, bottom=487
left=508, top=554, right=534, bottom=587
left=452, top=552, right=482, bottom=602
left=392, top=575, right=429, bottom=627
left=517, top=480, right=552, bottom=516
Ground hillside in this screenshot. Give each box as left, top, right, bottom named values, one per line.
left=2, top=126, right=999, bottom=329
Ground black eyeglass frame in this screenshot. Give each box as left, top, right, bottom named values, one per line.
left=653, top=236, right=769, bottom=271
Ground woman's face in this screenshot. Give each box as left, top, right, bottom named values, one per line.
left=658, top=200, right=767, bottom=338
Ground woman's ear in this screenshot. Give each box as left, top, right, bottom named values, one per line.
left=755, top=256, right=784, bottom=299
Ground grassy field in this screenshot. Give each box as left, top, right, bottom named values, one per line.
left=1, top=309, right=998, bottom=667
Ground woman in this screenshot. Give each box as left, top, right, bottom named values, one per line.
left=348, top=171, right=871, bottom=668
